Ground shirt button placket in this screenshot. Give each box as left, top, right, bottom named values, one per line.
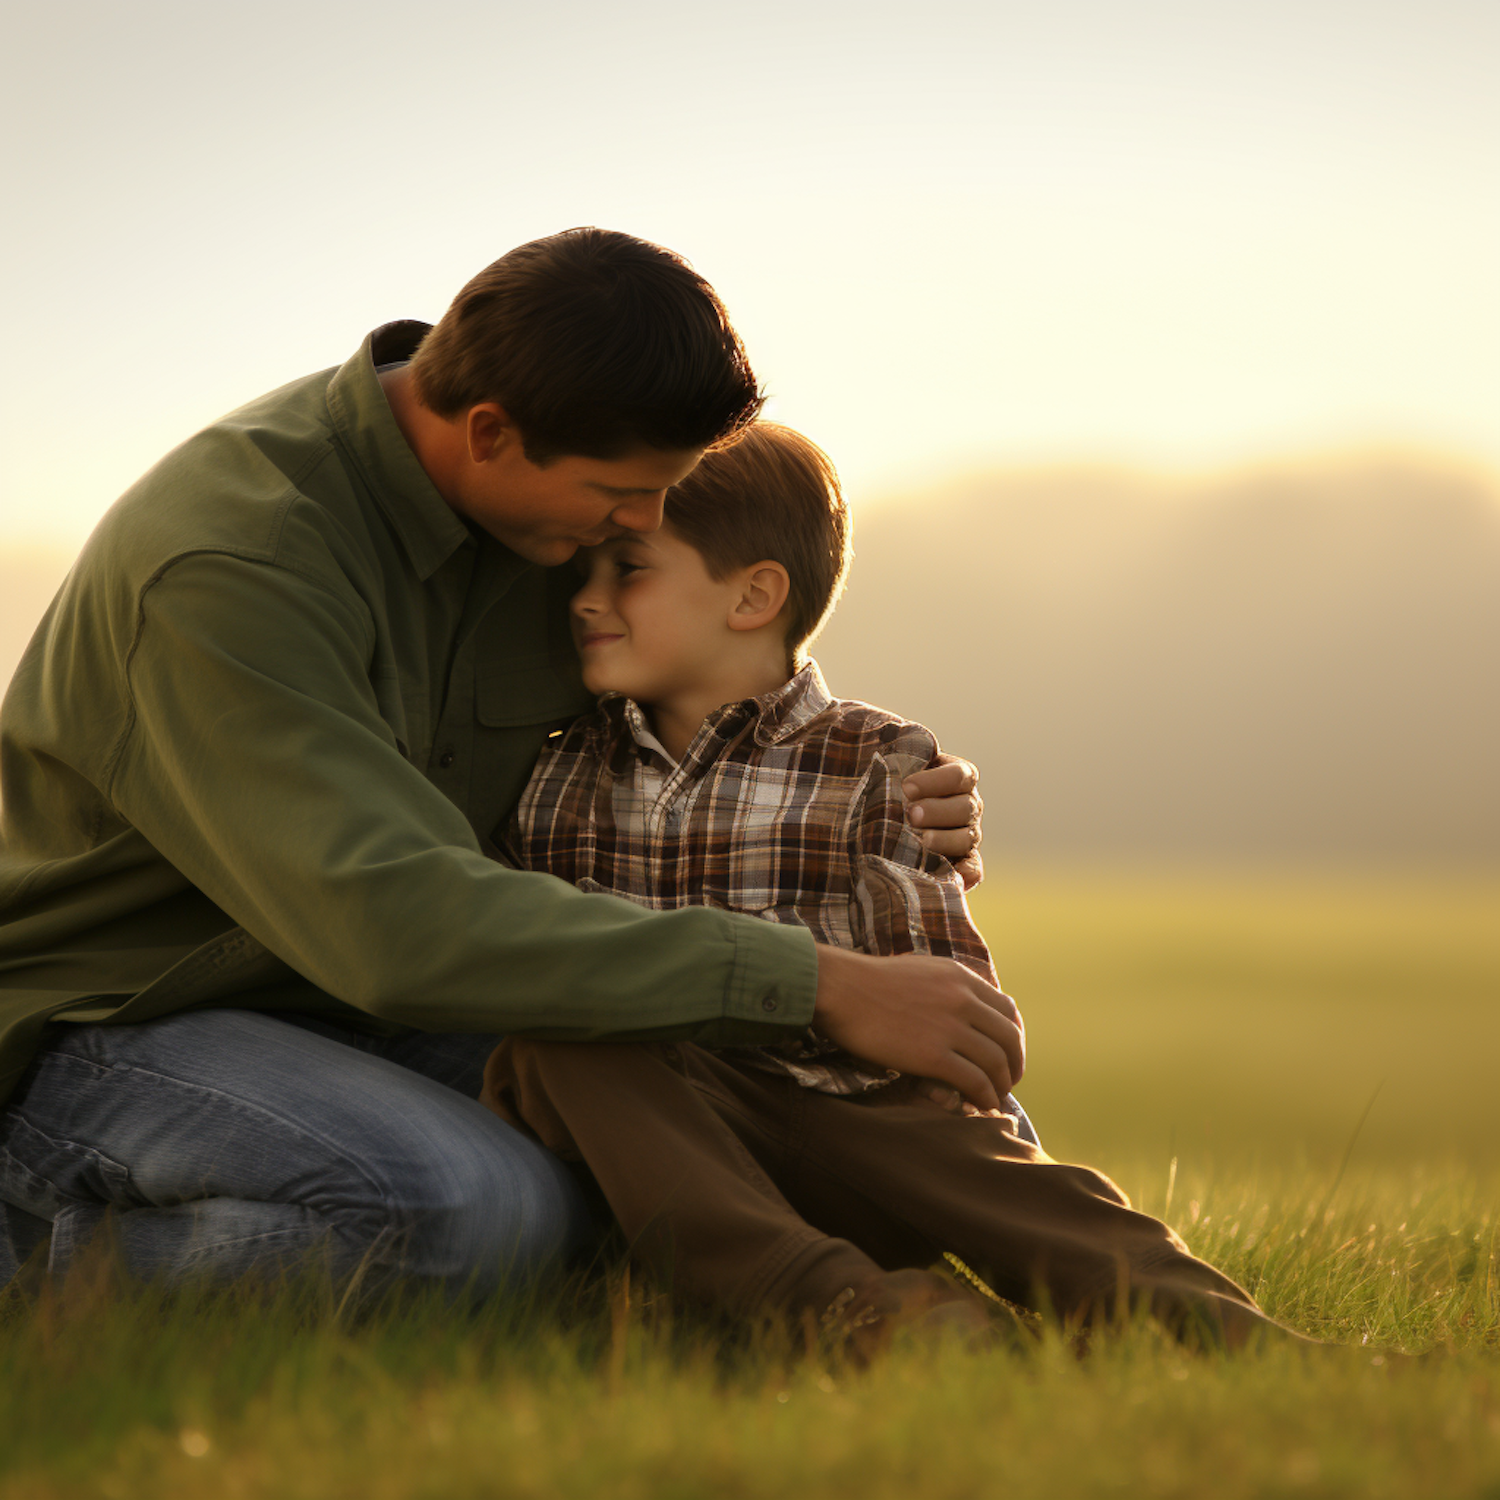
left=657, top=796, right=683, bottom=898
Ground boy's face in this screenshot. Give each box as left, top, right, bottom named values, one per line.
left=570, top=526, right=745, bottom=706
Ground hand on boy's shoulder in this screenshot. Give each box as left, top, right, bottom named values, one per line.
left=901, top=755, right=984, bottom=889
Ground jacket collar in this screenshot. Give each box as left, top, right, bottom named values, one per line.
left=324, top=322, right=482, bottom=583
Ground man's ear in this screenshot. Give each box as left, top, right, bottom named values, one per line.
left=465, top=403, right=523, bottom=465
left=728, top=562, right=791, bottom=632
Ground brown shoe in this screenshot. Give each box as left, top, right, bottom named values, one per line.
left=820, top=1268, right=994, bottom=1364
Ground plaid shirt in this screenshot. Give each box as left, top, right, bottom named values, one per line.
left=501, top=661, right=997, bottom=1095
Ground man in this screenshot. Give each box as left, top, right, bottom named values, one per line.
left=0, top=229, right=1012, bottom=1294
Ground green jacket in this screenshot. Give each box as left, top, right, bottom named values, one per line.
left=0, top=323, right=817, bottom=1106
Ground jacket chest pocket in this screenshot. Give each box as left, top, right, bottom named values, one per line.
left=472, top=658, right=595, bottom=844
left=475, top=660, right=590, bottom=730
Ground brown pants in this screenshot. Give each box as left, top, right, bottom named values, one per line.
left=482, top=1038, right=1276, bottom=1345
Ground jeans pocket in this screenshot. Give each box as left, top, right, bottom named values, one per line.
left=0, top=1200, right=51, bottom=1284
left=0, top=1112, right=136, bottom=1218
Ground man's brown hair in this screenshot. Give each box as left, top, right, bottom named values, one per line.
left=409, top=227, right=763, bottom=463
left=664, top=424, right=851, bottom=667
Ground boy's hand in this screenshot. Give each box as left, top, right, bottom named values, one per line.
left=903, top=756, right=984, bottom=889
left=811, top=948, right=1024, bottom=1111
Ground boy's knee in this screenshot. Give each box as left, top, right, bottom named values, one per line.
left=1056, top=1161, right=1133, bottom=1210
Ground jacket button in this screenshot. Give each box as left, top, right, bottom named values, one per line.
left=438, top=750, right=455, bottom=769
left=761, top=996, right=778, bottom=1012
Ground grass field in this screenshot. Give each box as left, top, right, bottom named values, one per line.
left=2, top=870, right=1497, bottom=1499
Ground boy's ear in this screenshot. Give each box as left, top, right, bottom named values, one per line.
left=728, top=562, right=791, bottom=632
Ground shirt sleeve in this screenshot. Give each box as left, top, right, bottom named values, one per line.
left=846, top=727, right=999, bottom=987
left=107, top=552, right=818, bottom=1043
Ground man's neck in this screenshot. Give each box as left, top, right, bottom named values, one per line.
left=378, top=366, right=466, bottom=504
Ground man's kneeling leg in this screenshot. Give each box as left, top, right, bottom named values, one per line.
left=0, top=1009, right=597, bottom=1294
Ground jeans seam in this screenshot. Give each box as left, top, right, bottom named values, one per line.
left=172, top=1220, right=341, bottom=1274
left=0, top=1113, right=135, bottom=1204
left=83, top=1060, right=400, bottom=1219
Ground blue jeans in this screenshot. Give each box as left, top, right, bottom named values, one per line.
left=0, top=1009, right=600, bottom=1293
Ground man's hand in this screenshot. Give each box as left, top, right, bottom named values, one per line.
left=902, top=756, right=983, bottom=889
left=811, top=948, right=1024, bottom=1111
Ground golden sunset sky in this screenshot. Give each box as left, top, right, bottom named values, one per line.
left=2, top=0, right=1497, bottom=549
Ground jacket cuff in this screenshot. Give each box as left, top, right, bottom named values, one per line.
left=710, top=915, right=819, bottom=1043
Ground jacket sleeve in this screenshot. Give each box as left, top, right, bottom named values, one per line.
left=846, top=729, right=999, bottom=987
left=107, top=551, right=817, bottom=1042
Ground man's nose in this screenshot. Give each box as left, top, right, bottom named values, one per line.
left=610, top=492, right=667, bottom=533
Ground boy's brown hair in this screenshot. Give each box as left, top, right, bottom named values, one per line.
left=664, top=423, right=851, bottom=667
left=410, top=227, right=763, bottom=463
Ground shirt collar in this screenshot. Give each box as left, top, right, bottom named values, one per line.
left=598, top=660, right=835, bottom=770
left=323, top=321, right=479, bottom=583
left=744, top=659, right=834, bottom=746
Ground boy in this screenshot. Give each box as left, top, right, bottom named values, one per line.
left=481, top=425, right=1288, bottom=1357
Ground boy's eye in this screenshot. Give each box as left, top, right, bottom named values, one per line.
left=614, top=559, right=643, bottom=576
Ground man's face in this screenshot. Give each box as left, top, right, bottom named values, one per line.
left=450, top=442, right=705, bottom=567
left=569, top=526, right=743, bottom=706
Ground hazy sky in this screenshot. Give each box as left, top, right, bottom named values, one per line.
left=4, top=0, right=1497, bottom=546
